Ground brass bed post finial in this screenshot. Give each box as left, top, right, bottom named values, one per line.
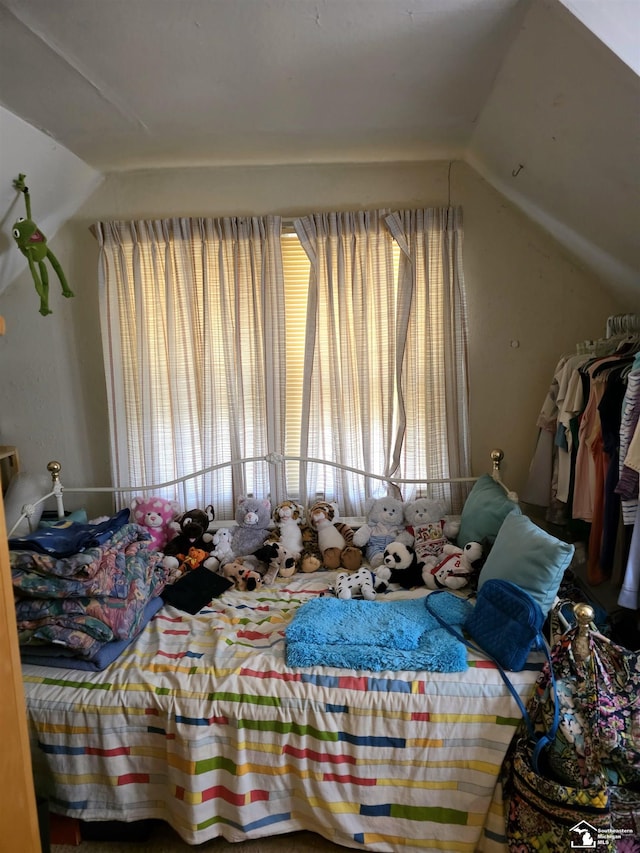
left=47, top=460, right=62, bottom=483
left=489, top=448, right=518, bottom=502
left=47, top=460, right=65, bottom=519
left=573, top=602, right=595, bottom=662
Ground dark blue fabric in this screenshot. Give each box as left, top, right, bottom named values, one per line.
left=9, top=509, right=131, bottom=557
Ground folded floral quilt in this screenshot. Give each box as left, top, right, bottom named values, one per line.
left=11, top=522, right=169, bottom=659
left=11, top=523, right=156, bottom=597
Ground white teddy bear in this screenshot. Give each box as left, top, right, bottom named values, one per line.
left=402, top=498, right=460, bottom=570
left=352, top=496, right=406, bottom=568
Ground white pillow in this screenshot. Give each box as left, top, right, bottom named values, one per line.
left=4, top=472, right=51, bottom=537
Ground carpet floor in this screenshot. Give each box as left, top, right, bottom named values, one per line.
left=51, top=823, right=347, bottom=852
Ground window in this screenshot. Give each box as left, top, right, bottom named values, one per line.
left=281, top=230, right=311, bottom=464
left=97, top=209, right=470, bottom=516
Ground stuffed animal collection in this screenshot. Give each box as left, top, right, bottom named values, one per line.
left=130, top=496, right=181, bottom=552
left=352, top=496, right=406, bottom=568
left=148, top=489, right=471, bottom=595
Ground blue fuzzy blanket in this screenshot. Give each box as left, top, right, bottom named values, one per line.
left=285, top=593, right=472, bottom=672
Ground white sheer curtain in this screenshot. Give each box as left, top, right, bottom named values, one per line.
left=96, top=207, right=470, bottom=516
left=96, top=216, right=285, bottom=517
left=294, top=211, right=402, bottom=514
left=296, top=207, right=470, bottom=514
left=387, top=207, right=471, bottom=510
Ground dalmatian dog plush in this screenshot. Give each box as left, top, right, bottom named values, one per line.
left=334, top=567, right=377, bottom=600
left=422, top=541, right=482, bottom=591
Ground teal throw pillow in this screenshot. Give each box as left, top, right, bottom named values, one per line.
left=477, top=512, right=574, bottom=616
left=39, top=509, right=89, bottom=527
left=457, top=473, right=521, bottom=547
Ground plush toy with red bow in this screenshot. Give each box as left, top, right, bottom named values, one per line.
left=422, top=541, right=482, bottom=591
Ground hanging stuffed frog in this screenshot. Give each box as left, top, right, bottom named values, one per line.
left=11, top=174, right=74, bottom=316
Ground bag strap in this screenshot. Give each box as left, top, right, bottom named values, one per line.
left=425, top=590, right=559, bottom=771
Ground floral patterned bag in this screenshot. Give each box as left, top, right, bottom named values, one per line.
left=534, top=619, right=640, bottom=789
left=507, top=742, right=614, bottom=852
left=505, top=604, right=640, bottom=852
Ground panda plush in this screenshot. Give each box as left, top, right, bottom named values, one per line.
left=374, top=542, right=423, bottom=592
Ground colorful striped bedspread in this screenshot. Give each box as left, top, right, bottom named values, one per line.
left=23, top=573, right=542, bottom=852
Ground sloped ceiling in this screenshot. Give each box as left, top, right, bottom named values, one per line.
left=0, top=0, right=638, bottom=302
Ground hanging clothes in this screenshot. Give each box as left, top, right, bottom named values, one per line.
left=524, top=321, right=639, bottom=595
left=618, top=501, right=640, bottom=609
left=521, top=355, right=569, bottom=508
left=572, top=357, right=614, bottom=525
left=585, top=356, right=635, bottom=583
left=615, top=353, right=640, bottom=523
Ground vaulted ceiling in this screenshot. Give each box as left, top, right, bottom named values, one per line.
left=0, top=0, right=638, bottom=302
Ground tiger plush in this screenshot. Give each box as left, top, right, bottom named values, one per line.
left=270, top=500, right=305, bottom=558
left=300, top=500, right=362, bottom=572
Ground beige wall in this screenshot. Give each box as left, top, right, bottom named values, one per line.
left=0, top=160, right=627, bottom=515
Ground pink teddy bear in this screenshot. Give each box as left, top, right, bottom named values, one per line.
left=130, top=496, right=181, bottom=552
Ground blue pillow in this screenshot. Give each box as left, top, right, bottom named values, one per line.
left=477, top=512, right=574, bottom=616
left=457, top=474, right=521, bottom=547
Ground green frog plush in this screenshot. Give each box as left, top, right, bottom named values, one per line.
left=12, top=174, right=74, bottom=316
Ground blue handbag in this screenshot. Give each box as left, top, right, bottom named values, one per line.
left=425, top=580, right=558, bottom=772
left=465, top=578, right=545, bottom=672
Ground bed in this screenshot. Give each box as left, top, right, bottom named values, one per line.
left=8, top=452, right=575, bottom=852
